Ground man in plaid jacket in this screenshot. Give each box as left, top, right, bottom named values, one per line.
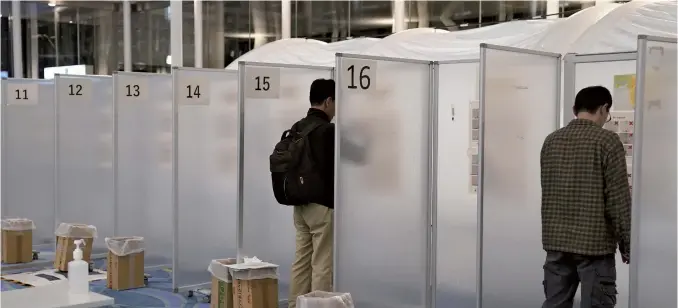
left=540, top=86, right=632, bottom=308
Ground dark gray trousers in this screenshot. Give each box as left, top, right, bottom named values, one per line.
left=542, top=251, right=618, bottom=308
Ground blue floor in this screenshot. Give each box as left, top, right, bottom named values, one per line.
left=1, top=258, right=211, bottom=308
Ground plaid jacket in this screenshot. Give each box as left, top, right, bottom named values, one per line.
left=540, top=119, right=632, bottom=256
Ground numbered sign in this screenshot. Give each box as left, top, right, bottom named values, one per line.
left=176, top=74, right=210, bottom=106
left=244, top=66, right=281, bottom=99
left=341, top=58, right=377, bottom=92
left=5, top=83, right=39, bottom=105
left=59, top=77, right=93, bottom=103
left=117, top=75, right=149, bottom=102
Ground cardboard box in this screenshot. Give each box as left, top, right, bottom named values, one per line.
left=1, top=229, right=33, bottom=264
left=227, top=261, right=279, bottom=308
left=233, top=278, right=278, bottom=308
left=210, top=259, right=237, bottom=308
left=107, top=250, right=145, bottom=290
left=54, top=236, right=94, bottom=271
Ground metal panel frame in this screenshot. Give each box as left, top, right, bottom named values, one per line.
left=437, top=59, right=480, bottom=65
left=170, top=66, right=239, bottom=293
left=53, top=73, right=114, bottom=261
left=562, top=51, right=637, bottom=125
left=629, top=35, right=647, bottom=308
left=629, top=34, right=677, bottom=308
left=1, top=78, right=57, bottom=271
left=238, top=61, right=333, bottom=71
left=336, top=52, right=432, bottom=65
left=477, top=44, right=562, bottom=308
left=429, top=61, right=440, bottom=308
left=171, top=67, right=180, bottom=292
left=112, top=72, right=119, bottom=239
left=236, top=62, right=245, bottom=263
left=638, top=34, right=678, bottom=44
left=332, top=53, right=436, bottom=308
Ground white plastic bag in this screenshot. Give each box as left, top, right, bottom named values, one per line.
left=105, top=236, right=145, bottom=256
left=54, top=223, right=98, bottom=239
left=208, top=258, right=237, bottom=283
left=226, top=256, right=279, bottom=280
left=296, top=291, right=354, bottom=308
left=1, top=218, right=36, bottom=231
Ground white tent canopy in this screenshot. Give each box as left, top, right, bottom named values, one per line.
left=531, top=2, right=622, bottom=53
left=323, top=37, right=381, bottom=53
left=226, top=0, right=676, bottom=69
left=225, top=38, right=329, bottom=70
left=362, top=20, right=555, bottom=61
left=566, top=0, right=677, bottom=54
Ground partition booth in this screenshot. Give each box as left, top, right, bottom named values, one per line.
left=0, top=36, right=676, bottom=308
left=563, top=50, right=636, bottom=307
left=54, top=74, right=115, bottom=256
left=113, top=72, right=173, bottom=270
left=1, top=79, right=56, bottom=266
left=236, top=62, right=333, bottom=301
left=630, top=35, right=677, bottom=308
left=334, top=53, right=436, bottom=308
left=171, top=67, right=239, bottom=292
left=477, top=44, right=561, bottom=308
left=434, top=59, right=480, bottom=308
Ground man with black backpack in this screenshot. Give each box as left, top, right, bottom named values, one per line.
left=269, top=79, right=336, bottom=308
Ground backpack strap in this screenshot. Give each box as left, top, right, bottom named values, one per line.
left=298, top=121, right=324, bottom=137
left=280, top=120, right=324, bottom=141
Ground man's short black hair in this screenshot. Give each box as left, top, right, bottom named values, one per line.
left=309, top=79, right=335, bottom=106
left=573, top=86, right=613, bottom=115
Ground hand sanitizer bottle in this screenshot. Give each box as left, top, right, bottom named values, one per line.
left=68, top=239, right=89, bottom=295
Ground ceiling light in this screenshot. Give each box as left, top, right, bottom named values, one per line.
left=48, top=2, right=56, bottom=7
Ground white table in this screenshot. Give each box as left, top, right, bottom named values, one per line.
left=1, top=282, right=114, bottom=308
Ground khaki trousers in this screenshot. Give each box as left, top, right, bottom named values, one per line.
left=288, top=203, right=334, bottom=308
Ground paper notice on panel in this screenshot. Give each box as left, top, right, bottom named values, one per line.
left=5, top=82, right=39, bottom=105
left=613, top=74, right=636, bottom=111
left=604, top=111, right=635, bottom=192
left=469, top=100, right=480, bottom=194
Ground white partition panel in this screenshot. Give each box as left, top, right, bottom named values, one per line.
left=55, top=74, right=114, bottom=253
left=435, top=59, right=479, bottom=308
left=334, top=54, right=434, bottom=308
left=563, top=52, right=637, bottom=307
left=1, top=79, right=55, bottom=247
left=171, top=68, right=238, bottom=292
left=630, top=35, right=677, bottom=308
left=114, top=72, right=173, bottom=268
left=237, top=62, right=333, bottom=301
left=478, top=45, right=560, bottom=308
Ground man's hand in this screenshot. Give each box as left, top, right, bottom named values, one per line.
left=619, top=242, right=630, bottom=264
left=621, top=251, right=630, bottom=264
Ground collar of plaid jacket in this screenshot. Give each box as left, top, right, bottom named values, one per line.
left=569, top=118, right=598, bottom=127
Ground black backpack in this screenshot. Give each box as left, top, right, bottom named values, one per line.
left=270, top=121, right=324, bottom=206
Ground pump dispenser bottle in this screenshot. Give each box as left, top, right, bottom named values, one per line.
left=68, top=239, right=89, bottom=295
